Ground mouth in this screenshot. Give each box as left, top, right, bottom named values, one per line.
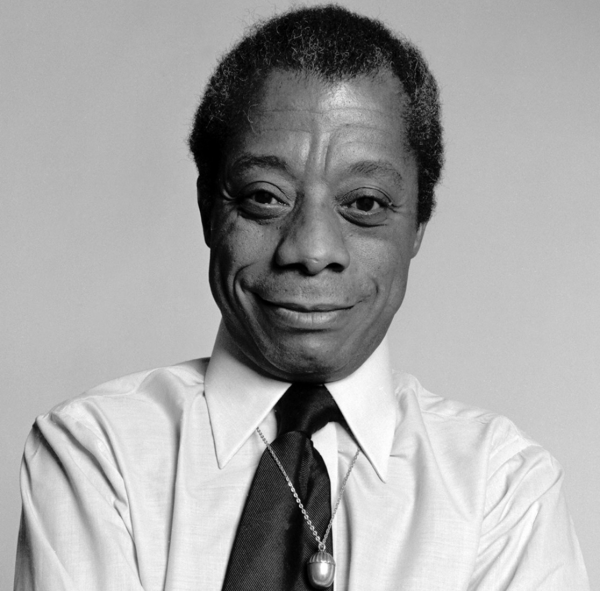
left=265, top=299, right=350, bottom=312
left=255, top=296, right=353, bottom=329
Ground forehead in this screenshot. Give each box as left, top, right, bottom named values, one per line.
left=226, top=70, right=413, bottom=174
left=255, top=68, right=405, bottom=112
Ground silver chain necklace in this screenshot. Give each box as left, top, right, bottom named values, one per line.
left=256, top=426, right=360, bottom=590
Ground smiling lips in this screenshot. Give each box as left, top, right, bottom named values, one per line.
left=256, top=296, right=354, bottom=329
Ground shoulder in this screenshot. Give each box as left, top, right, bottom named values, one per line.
left=33, top=359, right=210, bottom=447
left=52, top=359, right=207, bottom=411
left=391, top=371, right=560, bottom=482
left=392, top=374, right=591, bottom=588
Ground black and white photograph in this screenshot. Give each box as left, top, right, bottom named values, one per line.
left=3, top=1, right=598, bottom=589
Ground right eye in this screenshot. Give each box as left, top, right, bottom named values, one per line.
left=246, top=190, right=282, bottom=206
left=237, top=184, right=290, bottom=219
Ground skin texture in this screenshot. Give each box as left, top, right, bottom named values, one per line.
left=201, top=70, right=426, bottom=383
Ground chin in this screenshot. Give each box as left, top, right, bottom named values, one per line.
left=262, top=340, right=358, bottom=383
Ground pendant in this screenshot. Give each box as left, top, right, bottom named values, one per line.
left=307, top=551, right=335, bottom=589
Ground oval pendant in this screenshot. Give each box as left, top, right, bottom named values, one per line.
left=307, top=551, right=335, bottom=589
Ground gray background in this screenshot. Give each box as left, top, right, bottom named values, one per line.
left=2, top=0, right=598, bottom=588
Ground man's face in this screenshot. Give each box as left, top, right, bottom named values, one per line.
left=202, top=70, right=426, bottom=382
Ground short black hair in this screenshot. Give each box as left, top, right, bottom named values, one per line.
left=188, top=4, right=443, bottom=226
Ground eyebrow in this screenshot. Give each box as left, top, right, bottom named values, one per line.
left=228, top=154, right=405, bottom=188
left=229, top=153, right=292, bottom=177
left=347, top=160, right=405, bottom=188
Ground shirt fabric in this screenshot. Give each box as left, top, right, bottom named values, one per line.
left=15, top=325, right=590, bottom=590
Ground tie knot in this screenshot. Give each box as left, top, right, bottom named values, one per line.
left=274, top=383, right=343, bottom=437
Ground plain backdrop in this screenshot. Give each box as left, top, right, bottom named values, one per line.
left=2, top=0, right=598, bottom=588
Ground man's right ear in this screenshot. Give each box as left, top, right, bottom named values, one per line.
left=197, top=178, right=212, bottom=247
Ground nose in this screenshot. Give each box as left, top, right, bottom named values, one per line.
left=274, top=194, right=350, bottom=275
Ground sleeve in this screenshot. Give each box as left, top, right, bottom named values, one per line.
left=468, top=442, right=590, bottom=590
left=14, top=410, right=145, bottom=591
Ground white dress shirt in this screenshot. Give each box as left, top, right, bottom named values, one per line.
left=15, top=324, right=589, bottom=590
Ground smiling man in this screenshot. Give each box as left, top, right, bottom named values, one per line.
left=206, top=70, right=424, bottom=383
left=15, top=5, right=589, bottom=591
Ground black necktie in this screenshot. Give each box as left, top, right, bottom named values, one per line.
left=222, top=383, right=343, bottom=591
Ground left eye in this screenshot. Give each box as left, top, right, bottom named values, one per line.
left=340, top=190, right=392, bottom=226
left=349, top=196, right=384, bottom=212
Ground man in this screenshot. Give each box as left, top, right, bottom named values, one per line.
left=15, top=5, right=589, bottom=590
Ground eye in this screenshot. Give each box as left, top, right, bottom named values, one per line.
left=349, top=196, right=384, bottom=212
left=236, top=183, right=290, bottom=219
left=247, top=190, right=282, bottom=206
left=340, top=189, right=392, bottom=225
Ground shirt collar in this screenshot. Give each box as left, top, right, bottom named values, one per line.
left=204, top=322, right=398, bottom=482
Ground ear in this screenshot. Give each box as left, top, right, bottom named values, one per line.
left=411, top=222, right=427, bottom=258
left=197, top=178, right=212, bottom=247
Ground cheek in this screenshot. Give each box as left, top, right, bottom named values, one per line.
left=354, top=231, right=414, bottom=295
left=373, top=256, right=409, bottom=309
left=209, top=216, right=276, bottom=289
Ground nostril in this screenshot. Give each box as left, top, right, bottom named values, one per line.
left=301, top=257, right=347, bottom=276
left=326, top=261, right=346, bottom=274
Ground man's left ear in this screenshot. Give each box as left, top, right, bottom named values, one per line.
left=411, top=222, right=427, bottom=258
left=197, top=178, right=212, bottom=248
